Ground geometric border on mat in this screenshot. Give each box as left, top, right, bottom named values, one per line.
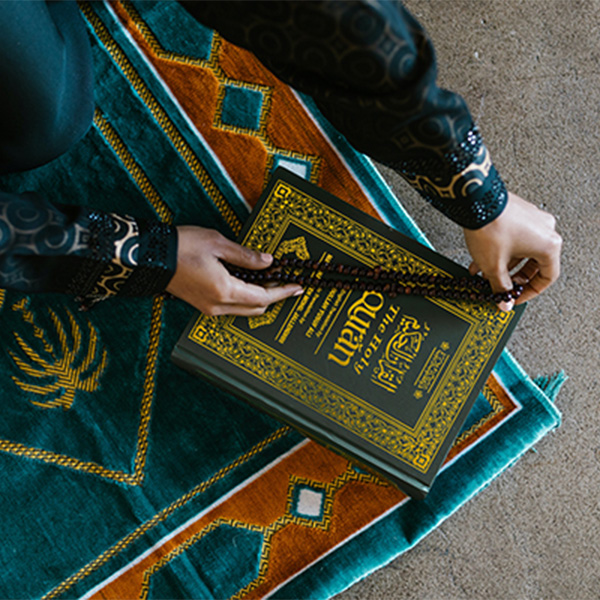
left=44, top=428, right=292, bottom=600
left=76, top=370, right=520, bottom=600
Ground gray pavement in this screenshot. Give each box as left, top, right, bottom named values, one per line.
left=338, top=1, right=600, bottom=598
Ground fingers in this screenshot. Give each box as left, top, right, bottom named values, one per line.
left=167, top=226, right=305, bottom=316
left=463, top=192, right=562, bottom=310
left=215, top=235, right=273, bottom=270
left=515, top=260, right=560, bottom=304
left=469, top=260, right=514, bottom=312
left=527, top=232, right=562, bottom=300
left=226, top=279, right=303, bottom=311
left=510, top=230, right=561, bottom=304
left=200, top=282, right=303, bottom=316
left=512, top=259, right=538, bottom=284
left=483, top=265, right=515, bottom=312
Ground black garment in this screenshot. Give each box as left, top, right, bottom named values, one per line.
left=181, top=0, right=507, bottom=229
left=0, top=0, right=507, bottom=301
left=0, top=0, right=94, bottom=174
left=0, top=190, right=176, bottom=300
left=0, top=1, right=176, bottom=302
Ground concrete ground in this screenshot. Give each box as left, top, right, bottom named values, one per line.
left=338, top=1, right=600, bottom=598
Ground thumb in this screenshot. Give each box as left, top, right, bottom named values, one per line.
left=468, top=261, right=480, bottom=276
left=486, top=267, right=515, bottom=312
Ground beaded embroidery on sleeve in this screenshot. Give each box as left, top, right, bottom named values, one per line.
left=0, top=191, right=176, bottom=302
left=68, top=211, right=176, bottom=308
left=383, top=127, right=508, bottom=229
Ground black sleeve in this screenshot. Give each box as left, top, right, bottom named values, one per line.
left=181, top=0, right=507, bottom=229
left=0, top=2, right=177, bottom=304
left=0, top=190, right=177, bottom=307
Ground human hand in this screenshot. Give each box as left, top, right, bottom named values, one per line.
left=463, top=192, right=562, bottom=311
left=166, top=226, right=303, bottom=316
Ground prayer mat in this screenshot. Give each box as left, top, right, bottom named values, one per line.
left=0, top=2, right=562, bottom=598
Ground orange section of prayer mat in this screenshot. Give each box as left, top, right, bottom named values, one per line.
left=91, top=380, right=517, bottom=599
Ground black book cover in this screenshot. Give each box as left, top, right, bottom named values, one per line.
left=172, top=168, right=524, bottom=499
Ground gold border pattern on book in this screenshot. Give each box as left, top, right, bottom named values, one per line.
left=189, top=181, right=514, bottom=474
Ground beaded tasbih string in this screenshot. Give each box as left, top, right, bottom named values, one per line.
left=225, top=257, right=523, bottom=304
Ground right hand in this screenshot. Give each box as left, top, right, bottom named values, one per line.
left=463, top=191, right=562, bottom=311
left=166, top=226, right=303, bottom=316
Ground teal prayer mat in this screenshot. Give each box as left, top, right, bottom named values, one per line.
left=0, top=2, right=561, bottom=598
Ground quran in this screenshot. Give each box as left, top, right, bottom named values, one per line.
left=172, top=169, right=525, bottom=499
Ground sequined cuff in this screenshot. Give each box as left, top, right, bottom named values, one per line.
left=67, top=211, right=177, bottom=308
left=385, top=127, right=508, bottom=229
left=119, top=220, right=177, bottom=297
